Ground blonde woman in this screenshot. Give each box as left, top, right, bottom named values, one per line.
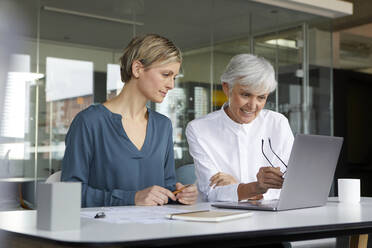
left=62, top=34, right=198, bottom=207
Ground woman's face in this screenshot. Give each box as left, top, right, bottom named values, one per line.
left=137, top=61, right=181, bottom=103
left=222, top=82, right=269, bottom=124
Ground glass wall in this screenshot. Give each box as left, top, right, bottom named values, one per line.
left=0, top=0, right=333, bottom=207
left=252, top=22, right=333, bottom=136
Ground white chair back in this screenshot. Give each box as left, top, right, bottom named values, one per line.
left=176, top=164, right=196, bottom=185
left=45, top=171, right=61, bottom=183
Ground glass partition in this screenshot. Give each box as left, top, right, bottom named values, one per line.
left=0, top=0, right=41, bottom=209
left=253, top=22, right=333, bottom=136
left=0, top=0, right=333, bottom=207
left=254, top=25, right=306, bottom=134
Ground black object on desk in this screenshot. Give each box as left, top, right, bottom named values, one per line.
left=94, top=211, right=106, bottom=219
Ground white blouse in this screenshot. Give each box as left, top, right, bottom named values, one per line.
left=186, top=106, right=294, bottom=202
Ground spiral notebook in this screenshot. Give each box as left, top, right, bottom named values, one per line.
left=166, top=210, right=253, bottom=222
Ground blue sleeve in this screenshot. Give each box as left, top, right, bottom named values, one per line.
left=61, top=113, right=137, bottom=207
left=163, top=120, right=177, bottom=192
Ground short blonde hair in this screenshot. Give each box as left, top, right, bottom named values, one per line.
left=120, top=34, right=182, bottom=82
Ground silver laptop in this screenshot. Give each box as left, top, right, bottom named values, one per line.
left=212, top=134, right=343, bottom=211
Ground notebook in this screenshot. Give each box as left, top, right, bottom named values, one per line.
left=212, top=134, right=343, bottom=211
left=166, top=210, right=253, bottom=222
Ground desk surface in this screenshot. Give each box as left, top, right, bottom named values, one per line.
left=0, top=177, right=44, bottom=183
left=1, top=197, right=372, bottom=247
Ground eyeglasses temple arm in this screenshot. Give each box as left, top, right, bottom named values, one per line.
left=268, top=138, right=288, bottom=168
left=262, top=139, right=275, bottom=168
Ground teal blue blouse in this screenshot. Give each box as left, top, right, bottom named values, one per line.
left=61, top=104, right=176, bottom=207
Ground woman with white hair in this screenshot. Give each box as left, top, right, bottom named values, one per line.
left=186, top=54, right=294, bottom=202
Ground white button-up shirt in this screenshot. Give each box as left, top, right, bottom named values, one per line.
left=186, top=106, right=294, bottom=202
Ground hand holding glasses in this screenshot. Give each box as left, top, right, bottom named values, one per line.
left=261, top=138, right=288, bottom=174
left=251, top=138, right=287, bottom=195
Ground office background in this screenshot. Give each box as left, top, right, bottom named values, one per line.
left=0, top=0, right=370, bottom=210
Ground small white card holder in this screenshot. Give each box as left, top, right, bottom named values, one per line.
left=37, top=182, right=81, bottom=231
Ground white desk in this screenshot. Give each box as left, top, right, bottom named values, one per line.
left=0, top=177, right=44, bottom=183
left=0, top=197, right=372, bottom=247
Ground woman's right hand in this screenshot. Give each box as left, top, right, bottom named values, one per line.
left=135, top=185, right=176, bottom=206
left=255, top=166, right=284, bottom=194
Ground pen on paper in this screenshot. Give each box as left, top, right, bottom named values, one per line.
left=172, top=184, right=192, bottom=195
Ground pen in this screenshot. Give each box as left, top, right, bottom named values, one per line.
left=172, top=184, right=192, bottom=195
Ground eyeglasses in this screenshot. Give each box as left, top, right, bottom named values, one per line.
left=261, top=138, right=288, bottom=173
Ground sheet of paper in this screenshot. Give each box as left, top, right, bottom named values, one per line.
left=81, top=206, right=208, bottom=224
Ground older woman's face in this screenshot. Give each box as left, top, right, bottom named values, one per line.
left=222, top=82, right=268, bottom=124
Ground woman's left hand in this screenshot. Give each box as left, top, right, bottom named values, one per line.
left=175, top=183, right=198, bottom=205
left=209, top=172, right=238, bottom=188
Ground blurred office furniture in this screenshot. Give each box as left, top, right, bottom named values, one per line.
left=152, top=82, right=212, bottom=169
left=176, top=164, right=196, bottom=185
left=0, top=149, right=33, bottom=210
left=0, top=177, right=35, bottom=210
left=0, top=150, right=10, bottom=177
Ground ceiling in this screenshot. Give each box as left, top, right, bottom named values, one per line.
left=9, top=0, right=372, bottom=73
left=337, top=23, right=372, bottom=71
left=17, top=0, right=327, bottom=51
left=332, top=0, right=372, bottom=31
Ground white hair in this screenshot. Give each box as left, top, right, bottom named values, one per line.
left=220, top=54, right=277, bottom=94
